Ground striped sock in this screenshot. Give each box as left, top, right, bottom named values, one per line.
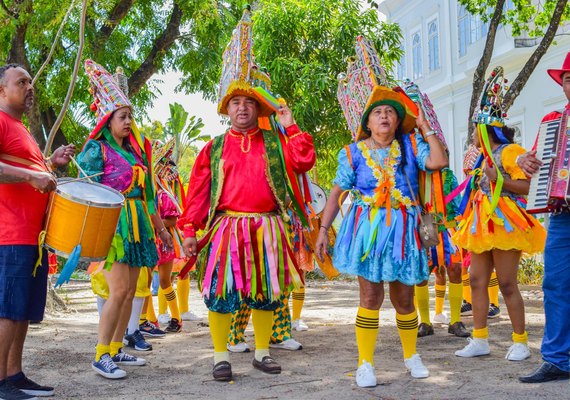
left=163, top=285, right=180, bottom=321
left=448, top=283, right=463, bottom=324
left=177, top=276, right=190, bottom=314
left=462, top=272, right=472, bottom=304
left=435, top=283, right=446, bottom=315
left=473, top=326, right=489, bottom=339
left=355, top=307, right=379, bottom=366
left=488, top=272, right=499, bottom=306
left=292, top=288, right=305, bottom=321
left=414, top=285, right=431, bottom=325
left=396, top=310, right=419, bottom=359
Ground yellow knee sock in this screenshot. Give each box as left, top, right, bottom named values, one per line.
left=208, top=311, right=232, bottom=363
left=396, top=310, right=418, bottom=359
left=448, top=282, right=463, bottom=324
left=473, top=326, right=489, bottom=339
left=158, top=287, right=168, bottom=315
left=177, top=276, right=190, bottom=314
left=414, top=285, right=431, bottom=325
left=488, top=271, right=499, bottom=306
left=110, top=341, right=123, bottom=357
left=163, top=285, right=180, bottom=321
left=139, top=311, right=147, bottom=325
left=95, top=343, right=110, bottom=361
left=355, top=307, right=379, bottom=366
left=146, top=294, right=157, bottom=323
left=435, top=283, right=446, bottom=315
left=512, top=330, right=528, bottom=344
left=292, top=288, right=305, bottom=321
left=462, top=272, right=472, bottom=304
left=252, top=309, right=273, bottom=361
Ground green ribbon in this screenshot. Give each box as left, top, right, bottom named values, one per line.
left=104, top=234, right=125, bottom=270
left=478, top=124, right=504, bottom=220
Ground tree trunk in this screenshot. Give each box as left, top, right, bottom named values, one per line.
left=92, top=0, right=136, bottom=59
left=467, top=0, right=506, bottom=143
left=502, top=0, right=569, bottom=111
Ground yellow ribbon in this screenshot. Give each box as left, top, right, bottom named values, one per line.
left=33, top=230, right=47, bottom=277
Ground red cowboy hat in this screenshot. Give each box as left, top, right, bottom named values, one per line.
left=547, top=52, right=570, bottom=86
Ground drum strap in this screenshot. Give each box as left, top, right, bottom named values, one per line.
left=0, top=153, right=45, bottom=171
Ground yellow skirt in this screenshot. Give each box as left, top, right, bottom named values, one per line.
left=453, top=190, right=546, bottom=254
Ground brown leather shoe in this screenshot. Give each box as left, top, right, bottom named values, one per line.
left=212, top=361, right=232, bottom=381
left=448, top=321, right=470, bottom=338
left=417, top=322, right=434, bottom=337
left=252, top=356, right=281, bottom=374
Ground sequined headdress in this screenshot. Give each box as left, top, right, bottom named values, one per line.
left=337, top=36, right=417, bottom=141
left=474, top=66, right=509, bottom=127
left=217, top=6, right=274, bottom=117
left=85, top=59, right=132, bottom=134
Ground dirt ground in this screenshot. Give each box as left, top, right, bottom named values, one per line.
left=23, top=278, right=567, bottom=400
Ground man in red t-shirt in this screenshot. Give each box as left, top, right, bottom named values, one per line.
left=0, top=64, right=74, bottom=399
left=518, top=53, right=570, bottom=384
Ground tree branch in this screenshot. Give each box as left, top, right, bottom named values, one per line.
left=0, top=0, right=18, bottom=19
left=128, top=2, right=183, bottom=96
left=503, top=0, right=569, bottom=110
left=92, top=0, right=135, bottom=58
left=467, top=0, right=506, bottom=143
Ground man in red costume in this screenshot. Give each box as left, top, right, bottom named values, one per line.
left=0, top=64, right=74, bottom=399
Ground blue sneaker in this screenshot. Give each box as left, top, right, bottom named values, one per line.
left=92, top=353, right=126, bottom=379
left=139, top=320, right=166, bottom=338
left=488, top=304, right=501, bottom=319
left=124, top=330, right=153, bottom=351
left=8, top=372, right=54, bottom=397
left=112, top=349, right=146, bottom=366
left=0, top=380, right=37, bottom=400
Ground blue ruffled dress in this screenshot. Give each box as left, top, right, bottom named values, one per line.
left=332, top=133, right=430, bottom=285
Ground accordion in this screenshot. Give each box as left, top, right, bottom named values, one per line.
left=527, top=108, right=570, bottom=213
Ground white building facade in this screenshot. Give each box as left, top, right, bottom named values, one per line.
left=379, top=0, right=570, bottom=176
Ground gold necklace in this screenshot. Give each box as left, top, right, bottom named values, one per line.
left=228, top=128, right=260, bottom=153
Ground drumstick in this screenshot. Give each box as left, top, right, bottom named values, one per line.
left=69, top=155, right=93, bottom=182
left=58, top=172, right=104, bottom=185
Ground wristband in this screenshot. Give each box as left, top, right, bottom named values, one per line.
left=159, top=227, right=167, bottom=234
left=320, top=225, right=329, bottom=231
left=424, top=130, right=435, bottom=138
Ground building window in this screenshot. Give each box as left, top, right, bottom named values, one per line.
left=396, top=45, right=406, bottom=81
left=412, top=32, right=422, bottom=79
left=428, top=20, right=440, bottom=71
left=458, top=5, right=469, bottom=56
left=470, top=14, right=488, bottom=43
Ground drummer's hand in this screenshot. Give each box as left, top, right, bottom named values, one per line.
left=159, top=230, right=173, bottom=249
left=29, top=170, right=56, bottom=193
left=183, top=237, right=197, bottom=257
left=315, top=228, right=328, bottom=263
left=50, top=144, right=76, bottom=168
left=276, top=105, right=295, bottom=128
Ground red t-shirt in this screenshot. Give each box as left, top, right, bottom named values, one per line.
left=0, top=111, right=49, bottom=245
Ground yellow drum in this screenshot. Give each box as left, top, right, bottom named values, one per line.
left=44, top=179, right=124, bottom=261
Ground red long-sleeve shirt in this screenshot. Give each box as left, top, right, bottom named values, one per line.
left=178, top=124, right=315, bottom=236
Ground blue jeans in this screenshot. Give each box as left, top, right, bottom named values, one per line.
left=541, top=212, right=570, bottom=371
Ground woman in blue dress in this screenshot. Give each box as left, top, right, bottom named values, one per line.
left=316, top=86, right=448, bottom=387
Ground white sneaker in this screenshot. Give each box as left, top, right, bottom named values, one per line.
left=455, top=338, right=491, bottom=358
left=269, top=338, right=303, bottom=351
left=433, top=312, right=450, bottom=325
left=292, top=319, right=309, bottom=331
left=227, top=342, right=250, bottom=353
left=180, top=311, right=202, bottom=321
left=157, top=313, right=171, bottom=325
left=404, top=354, right=429, bottom=378
left=355, top=360, right=377, bottom=387
left=505, top=343, right=531, bottom=361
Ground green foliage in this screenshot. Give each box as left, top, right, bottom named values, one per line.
left=139, top=120, right=165, bottom=141
left=251, top=0, right=403, bottom=187
left=458, top=0, right=570, bottom=37
left=517, top=255, right=544, bottom=285
left=164, top=102, right=208, bottom=164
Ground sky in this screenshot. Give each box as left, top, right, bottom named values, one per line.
left=145, top=70, right=226, bottom=138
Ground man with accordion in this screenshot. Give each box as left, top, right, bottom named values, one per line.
left=518, top=52, right=570, bottom=384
